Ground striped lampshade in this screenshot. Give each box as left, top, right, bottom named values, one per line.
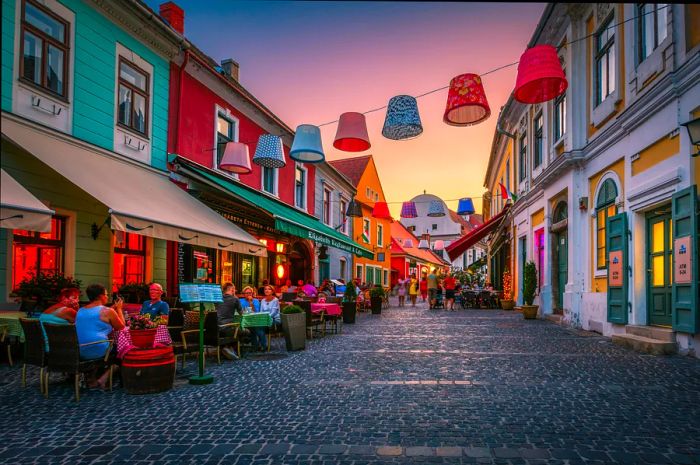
left=400, top=201, right=418, bottom=218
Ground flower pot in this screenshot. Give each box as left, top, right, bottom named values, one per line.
left=130, top=328, right=157, bottom=348
left=501, top=299, right=515, bottom=310
left=522, top=305, right=539, bottom=320
left=282, top=312, right=306, bottom=351
left=342, top=302, right=357, bottom=324
left=370, top=297, right=382, bottom=314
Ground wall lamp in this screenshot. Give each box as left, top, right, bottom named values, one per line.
left=681, top=117, right=700, bottom=157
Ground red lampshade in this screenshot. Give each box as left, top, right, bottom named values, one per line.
left=333, top=112, right=371, bottom=152
left=514, top=44, right=568, bottom=104
left=443, top=73, right=490, bottom=126
left=372, top=201, right=392, bottom=220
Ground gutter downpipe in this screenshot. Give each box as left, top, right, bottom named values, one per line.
left=175, top=50, right=190, bottom=157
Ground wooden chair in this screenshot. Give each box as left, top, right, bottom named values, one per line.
left=0, top=325, right=12, bottom=367
left=168, top=309, right=200, bottom=369
left=19, top=319, right=47, bottom=394
left=305, top=307, right=325, bottom=338
left=203, top=312, right=239, bottom=364
left=43, top=323, right=114, bottom=402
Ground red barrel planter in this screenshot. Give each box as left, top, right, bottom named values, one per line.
left=130, top=328, right=157, bottom=348
left=121, top=346, right=175, bottom=394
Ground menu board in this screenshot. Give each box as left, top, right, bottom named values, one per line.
left=179, top=283, right=224, bottom=303
left=608, top=250, right=623, bottom=287
left=674, top=236, right=692, bottom=284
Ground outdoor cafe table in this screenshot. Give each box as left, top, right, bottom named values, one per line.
left=114, top=325, right=171, bottom=359
left=240, top=312, right=272, bottom=329
left=311, top=303, right=342, bottom=317
left=0, top=311, right=26, bottom=342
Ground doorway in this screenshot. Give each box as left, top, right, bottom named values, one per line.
left=646, top=207, right=673, bottom=326
left=552, top=202, right=568, bottom=311
left=289, top=241, right=311, bottom=284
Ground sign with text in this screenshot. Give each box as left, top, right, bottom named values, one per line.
left=178, top=283, right=224, bottom=303
left=674, top=236, right=693, bottom=284
left=608, top=250, right=623, bottom=287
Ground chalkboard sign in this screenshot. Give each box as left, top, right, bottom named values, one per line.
left=177, top=243, right=185, bottom=285
left=179, top=283, right=224, bottom=303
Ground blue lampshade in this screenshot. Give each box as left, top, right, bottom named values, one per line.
left=290, top=124, right=324, bottom=163
left=382, top=95, right=423, bottom=140
left=400, top=201, right=418, bottom=218
left=457, top=197, right=475, bottom=215
left=427, top=200, right=446, bottom=217
left=252, top=134, right=286, bottom=168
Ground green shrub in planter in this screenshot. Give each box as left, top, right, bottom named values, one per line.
left=369, top=285, right=384, bottom=314
left=522, top=261, right=539, bottom=319
left=281, top=305, right=306, bottom=350
left=342, top=283, right=358, bottom=324
left=282, top=305, right=303, bottom=314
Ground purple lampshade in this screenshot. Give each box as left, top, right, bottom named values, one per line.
left=400, top=201, right=418, bottom=218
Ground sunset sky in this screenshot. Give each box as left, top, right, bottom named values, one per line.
left=149, top=1, right=546, bottom=217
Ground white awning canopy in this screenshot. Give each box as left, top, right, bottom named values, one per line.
left=1, top=116, right=266, bottom=256
left=0, top=168, right=55, bottom=232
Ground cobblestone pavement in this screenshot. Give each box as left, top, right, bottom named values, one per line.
left=2, top=302, right=700, bottom=464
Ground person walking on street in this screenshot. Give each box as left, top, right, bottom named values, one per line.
left=443, top=273, right=457, bottom=311
left=408, top=275, right=419, bottom=307
left=427, top=271, right=439, bottom=309
left=419, top=276, right=428, bottom=302
left=397, top=278, right=407, bottom=307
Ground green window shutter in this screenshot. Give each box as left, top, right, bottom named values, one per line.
left=606, top=212, right=628, bottom=324
left=671, top=185, right=698, bottom=334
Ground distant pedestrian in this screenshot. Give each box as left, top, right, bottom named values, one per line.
left=397, top=278, right=407, bottom=307
left=419, top=276, right=428, bottom=302
left=443, top=273, right=457, bottom=311
left=427, top=271, right=439, bottom=309
left=408, top=275, right=419, bottom=307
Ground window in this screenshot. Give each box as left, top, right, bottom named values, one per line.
left=366, top=187, right=371, bottom=199
left=596, top=16, right=616, bottom=104
left=374, top=193, right=379, bottom=202
left=535, top=228, right=545, bottom=290
left=216, top=115, right=235, bottom=168
left=339, top=198, right=348, bottom=234
left=377, top=224, right=383, bottom=247
left=113, top=232, right=146, bottom=293
left=355, top=264, right=363, bottom=280
left=362, top=218, right=371, bottom=243
left=595, top=178, right=618, bottom=270
left=340, top=258, right=347, bottom=281
left=407, top=225, right=415, bottom=232
left=534, top=113, right=543, bottom=168
left=432, top=224, right=438, bottom=230
left=117, top=58, right=149, bottom=136
left=262, top=166, right=277, bottom=195
left=323, top=188, right=332, bottom=225
left=12, top=216, right=66, bottom=289
left=638, top=4, right=668, bottom=61
left=20, top=0, right=69, bottom=97
left=365, top=265, right=374, bottom=285
left=518, top=132, right=528, bottom=182
left=383, top=269, right=389, bottom=287
left=505, top=159, right=511, bottom=192
left=295, top=166, right=306, bottom=209
left=554, top=93, right=566, bottom=141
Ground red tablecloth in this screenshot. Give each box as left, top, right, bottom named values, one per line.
left=311, top=303, right=342, bottom=317
left=115, top=325, right=171, bottom=359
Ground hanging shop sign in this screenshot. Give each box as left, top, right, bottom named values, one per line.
left=608, top=250, right=623, bottom=287
left=217, top=210, right=278, bottom=235
left=674, top=236, right=692, bottom=284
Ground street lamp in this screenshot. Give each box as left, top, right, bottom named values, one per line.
left=681, top=117, right=700, bottom=157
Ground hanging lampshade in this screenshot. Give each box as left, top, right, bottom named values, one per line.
left=400, top=201, right=418, bottom=218
left=427, top=200, right=446, bottom=217
left=443, top=73, right=491, bottom=126
left=403, top=239, right=414, bottom=248
left=514, top=44, right=568, bottom=104
left=433, top=240, right=445, bottom=251
left=457, top=197, right=475, bottom=215
left=372, top=201, right=392, bottom=220
left=345, top=199, right=363, bottom=218
left=219, top=142, right=252, bottom=174
left=252, top=134, right=286, bottom=168
left=290, top=124, right=324, bottom=163
left=382, top=95, right=423, bottom=140
left=333, top=112, right=371, bottom=152
left=418, top=238, right=430, bottom=250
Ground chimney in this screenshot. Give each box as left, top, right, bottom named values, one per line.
left=221, top=59, right=240, bottom=82
left=159, top=2, right=184, bottom=35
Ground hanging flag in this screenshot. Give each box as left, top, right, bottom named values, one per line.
left=362, top=230, right=370, bottom=243
left=499, top=182, right=518, bottom=203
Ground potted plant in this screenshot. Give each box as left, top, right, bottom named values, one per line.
left=12, top=272, right=82, bottom=314
left=118, top=282, right=150, bottom=303
left=281, top=305, right=306, bottom=351
left=522, top=261, right=538, bottom=319
left=341, top=282, right=358, bottom=324
left=369, top=285, right=384, bottom=315
left=129, top=314, right=162, bottom=348
left=500, top=267, right=515, bottom=310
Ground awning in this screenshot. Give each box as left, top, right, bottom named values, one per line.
left=176, top=159, right=374, bottom=260
left=1, top=168, right=54, bottom=232
left=1, top=116, right=266, bottom=256
left=445, top=204, right=511, bottom=261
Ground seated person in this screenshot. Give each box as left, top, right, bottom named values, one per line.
left=140, top=283, right=169, bottom=322
left=317, top=292, right=327, bottom=303
left=302, top=281, right=318, bottom=298
left=39, top=287, right=80, bottom=352
left=257, top=279, right=270, bottom=297
left=215, top=283, right=242, bottom=359
left=283, top=280, right=295, bottom=293
left=75, top=284, right=125, bottom=389
left=240, top=286, right=266, bottom=351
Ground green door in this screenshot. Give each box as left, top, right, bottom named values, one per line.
left=556, top=231, right=568, bottom=309
left=671, top=185, right=699, bottom=333
left=646, top=208, right=673, bottom=326
left=607, top=212, right=629, bottom=324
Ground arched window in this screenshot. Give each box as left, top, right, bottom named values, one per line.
left=595, top=178, right=618, bottom=269
left=553, top=202, right=568, bottom=223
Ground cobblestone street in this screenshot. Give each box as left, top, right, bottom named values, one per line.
left=2, top=304, right=700, bottom=465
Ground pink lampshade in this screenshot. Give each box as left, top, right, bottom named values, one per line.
left=443, top=73, right=491, bottom=126
left=219, top=142, right=252, bottom=174
left=333, top=112, right=371, bottom=152
left=514, top=44, right=568, bottom=104
left=433, top=240, right=445, bottom=251
left=372, top=201, right=392, bottom=220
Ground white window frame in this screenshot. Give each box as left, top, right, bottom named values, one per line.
left=591, top=12, right=621, bottom=127
left=339, top=196, right=349, bottom=235
left=213, top=105, right=239, bottom=177
left=383, top=269, right=388, bottom=287
left=339, top=257, right=347, bottom=281
left=294, top=163, right=307, bottom=211
left=261, top=166, right=279, bottom=197
left=322, top=185, right=333, bottom=225
left=377, top=223, right=383, bottom=247
left=362, top=218, right=371, bottom=243
left=355, top=264, right=363, bottom=280
left=592, top=171, right=622, bottom=277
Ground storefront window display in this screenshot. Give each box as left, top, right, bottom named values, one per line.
left=112, top=231, right=146, bottom=293
left=12, top=216, right=66, bottom=289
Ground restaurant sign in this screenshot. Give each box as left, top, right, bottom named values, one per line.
left=674, top=236, right=692, bottom=284
left=608, top=250, right=623, bottom=287
left=307, top=230, right=373, bottom=259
